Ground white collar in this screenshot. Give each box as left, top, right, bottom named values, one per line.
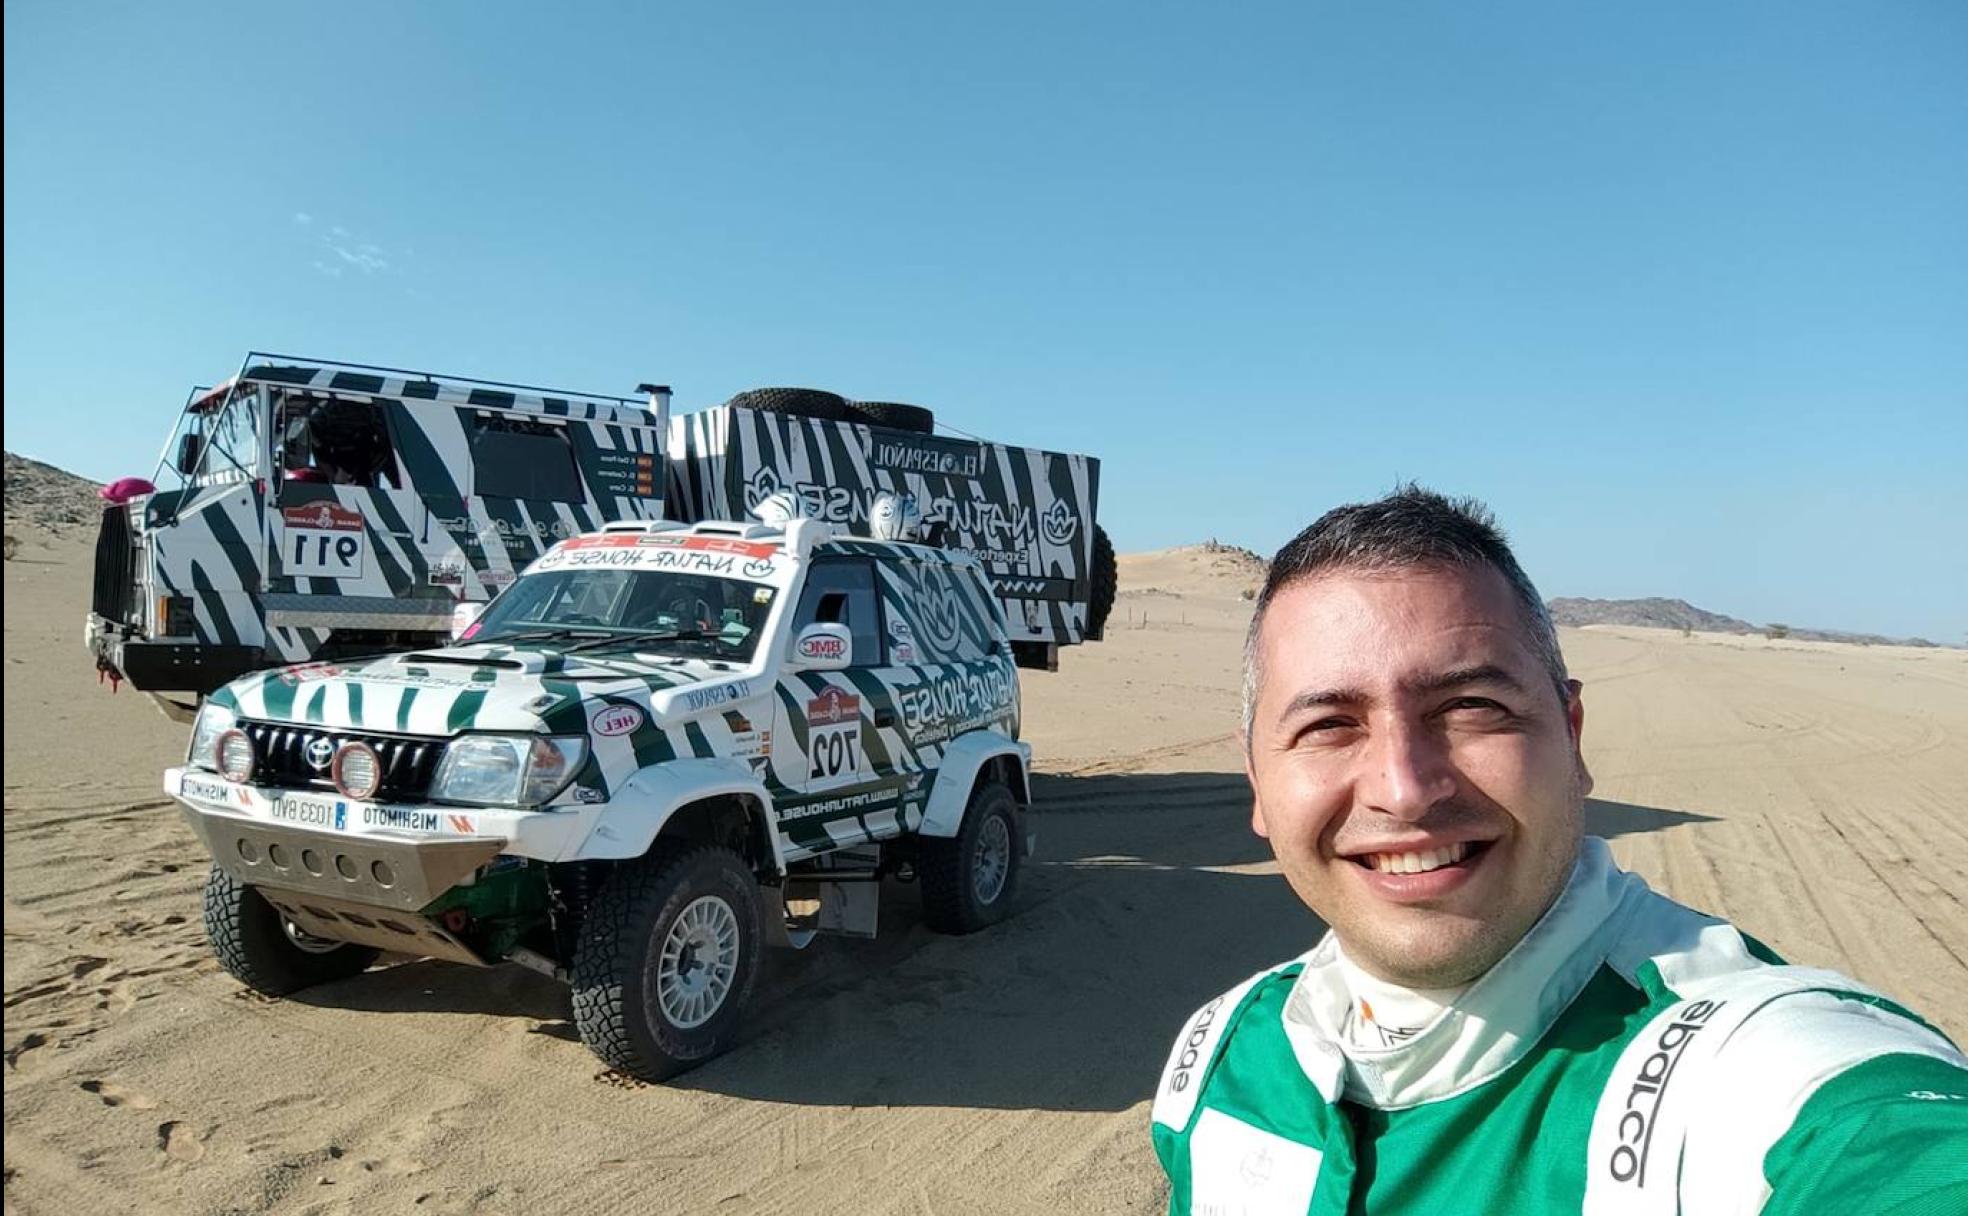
left=1280, top=837, right=1643, bottom=1109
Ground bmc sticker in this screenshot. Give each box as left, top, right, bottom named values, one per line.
left=592, top=704, right=645, bottom=736
left=282, top=502, right=368, bottom=579
left=796, top=633, right=848, bottom=663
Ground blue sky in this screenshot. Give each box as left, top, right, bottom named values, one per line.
left=6, top=1, right=1964, bottom=641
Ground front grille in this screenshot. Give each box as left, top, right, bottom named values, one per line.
left=240, top=720, right=444, bottom=804
left=92, top=504, right=139, bottom=624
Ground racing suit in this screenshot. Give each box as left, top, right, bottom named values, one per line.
left=1151, top=838, right=1968, bottom=1214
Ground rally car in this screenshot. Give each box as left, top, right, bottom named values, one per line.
left=166, top=505, right=1031, bottom=1080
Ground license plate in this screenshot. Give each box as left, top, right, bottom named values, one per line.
left=270, top=794, right=341, bottom=830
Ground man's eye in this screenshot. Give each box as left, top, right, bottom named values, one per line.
left=1443, top=698, right=1510, bottom=718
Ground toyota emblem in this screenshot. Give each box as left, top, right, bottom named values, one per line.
left=304, top=737, right=336, bottom=771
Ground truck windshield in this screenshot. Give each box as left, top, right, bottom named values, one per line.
left=468, top=569, right=777, bottom=661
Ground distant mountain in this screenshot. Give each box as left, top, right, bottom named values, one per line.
left=1547, top=597, right=1756, bottom=634
left=1547, top=596, right=1939, bottom=649
left=5, top=451, right=103, bottom=537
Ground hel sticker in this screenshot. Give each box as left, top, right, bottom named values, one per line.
left=428, top=561, right=467, bottom=588
left=479, top=568, right=515, bottom=587
left=592, top=704, right=645, bottom=736
left=282, top=503, right=369, bottom=578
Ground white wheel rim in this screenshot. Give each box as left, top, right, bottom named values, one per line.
left=972, top=814, right=1012, bottom=905
left=655, top=895, right=740, bottom=1029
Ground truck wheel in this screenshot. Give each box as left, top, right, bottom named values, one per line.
left=571, top=846, right=762, bottom=1081
left=202, top=866, right=379, bottom=996
left=1087, top=524, right=1118, bottom=640
left=921, top=780, right=1022, bottom=934
left=724, top=387, right=850, bottom=423
left=848, top=401, right=936, bottom=434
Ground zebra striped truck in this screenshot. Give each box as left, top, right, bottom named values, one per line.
left=168, top=512, right=1047, bottom=1079
left=88, top=357, right=1113, bottom=720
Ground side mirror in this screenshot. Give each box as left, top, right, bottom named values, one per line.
left=790, top=623, right=852, bottom=670
left=176, top=433, right=204, bottom=476
left=450, top=601, right=486, bottom=642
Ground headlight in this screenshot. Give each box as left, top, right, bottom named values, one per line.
left=188, top=702, right=235, bottom=771
left=429, top=735, right=588, bottom=807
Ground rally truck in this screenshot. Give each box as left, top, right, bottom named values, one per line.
left=166, top=508, right=1033, bottom=1080
left=89, top=358, right=1113, bottom=719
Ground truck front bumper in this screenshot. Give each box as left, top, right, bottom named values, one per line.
left=87, top=614, right=260, bottom=695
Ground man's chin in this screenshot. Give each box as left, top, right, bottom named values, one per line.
left=1333, top=909, right=1510, bottom=989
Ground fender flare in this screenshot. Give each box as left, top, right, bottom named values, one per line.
left=565, top=757, right=786, bottom=873
left=918, top=730, right=1031, bottom=839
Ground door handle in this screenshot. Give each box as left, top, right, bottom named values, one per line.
left=874, top=708, right=897, bottom=728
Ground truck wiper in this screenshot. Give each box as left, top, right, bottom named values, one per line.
left=470, top=626, right=612, bottom=647
left=557, top=628, right=728, bottom=655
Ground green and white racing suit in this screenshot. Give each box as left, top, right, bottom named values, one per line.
left=1151, top=838, right=1968, bottom=1214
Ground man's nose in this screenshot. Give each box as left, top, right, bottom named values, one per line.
left=1359, top=718, right=1458, bottom=820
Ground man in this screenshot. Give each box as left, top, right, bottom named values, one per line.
left=1151, top=487, right=1968, bottom=1214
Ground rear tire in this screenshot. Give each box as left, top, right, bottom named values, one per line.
left=921, top=780, right=1022, bottom=934
left=724, top=387, right=850, bottom=423
left=203, top=866, right=379, bottom=996
left=848, top=401, right=936, bottom=434
left=571, top=847, right=762, bottom=1081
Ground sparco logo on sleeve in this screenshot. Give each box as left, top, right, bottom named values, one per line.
left=1607, top=998, right=1725, bottom=1185
left=1170, top=996, right=1225, bottom=1094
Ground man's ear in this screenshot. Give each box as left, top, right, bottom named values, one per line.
left=1244, top=736, right=1271, bottom=839
left=1566, top=679, right=1594, bottom=797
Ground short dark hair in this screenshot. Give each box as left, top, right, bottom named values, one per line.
left=1242, top=485, right=1569, bottom=736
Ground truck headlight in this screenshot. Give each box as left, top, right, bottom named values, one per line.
left=430, top=735, right=588, bottom=807
left=188, top=702, right=235, bottom=771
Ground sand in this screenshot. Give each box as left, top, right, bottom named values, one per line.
left=5, top=532, right=1965, bottom=1214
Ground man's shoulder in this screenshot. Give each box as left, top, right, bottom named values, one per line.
left=1149, top=956, right=1309, bottom=1133
left=1582, top=959, right=1967, bottom=1211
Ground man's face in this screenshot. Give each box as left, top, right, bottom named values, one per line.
left=1245, top=563, right=1590, bottom=988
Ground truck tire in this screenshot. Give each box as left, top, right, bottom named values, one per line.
left=571, top=846, right=762, bottom=1081
left=202, top=865, right=379, bottom=996
left=920, top=779, right=1022, bottom=934
left=724, top=387, right=850, bottom=424
left=848, top=401, right=936, bottom=434
left=1087, top=524, right=1118, bottom=641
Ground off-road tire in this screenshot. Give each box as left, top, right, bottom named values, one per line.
left=202, top=865, right=379, bottom=996
left=920, top=780, right=1022, bottom=934
left=1087, top=525, right=1118, bottom=640
left=724, top=387, right=851, bottom=423
left=848, top=401, right=936, bottom=434
left=571, top=846, right=762, bottom=1082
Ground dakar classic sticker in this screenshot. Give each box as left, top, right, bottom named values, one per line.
left=806, top=687, right=860, bottom=727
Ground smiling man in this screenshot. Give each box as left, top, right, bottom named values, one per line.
left=1151, top=487, right=1968, bottom=1215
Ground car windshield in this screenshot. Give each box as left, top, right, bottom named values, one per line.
left=467, top=569, right=777, bottom=661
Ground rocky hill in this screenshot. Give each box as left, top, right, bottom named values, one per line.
left=5, top=452, right=103, bottom=551
left=1548, top=595, right=1937, bottom=648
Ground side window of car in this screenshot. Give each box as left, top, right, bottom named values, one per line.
left=792, top=559, right=884, bottom=667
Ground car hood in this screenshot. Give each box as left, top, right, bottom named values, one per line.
left=210, top=643, right=762, bottom=739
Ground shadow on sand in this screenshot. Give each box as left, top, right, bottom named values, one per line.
left=294, top=773, right=1715, bottom=1112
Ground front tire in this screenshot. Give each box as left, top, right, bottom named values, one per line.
left=921, top=780, right=1023, bottom=934
left=202, top=866, right=379, bottom=996
left=571, top=847, right=762, bottom=1082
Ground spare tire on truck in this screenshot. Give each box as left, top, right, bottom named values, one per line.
left=724, top=387, right=851, bottom=423
left=1087, top=525, right=1118, bottom=641
left=848, top=401, right=936, bottom=435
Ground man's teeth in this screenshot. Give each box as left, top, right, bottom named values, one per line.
left=1366, top=843, right=1471, bottom=874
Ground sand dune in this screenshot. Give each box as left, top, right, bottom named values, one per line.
left=5, top=539, right=1965, bottom=1214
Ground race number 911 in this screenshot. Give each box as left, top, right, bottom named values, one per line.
left=281, top=503, right=368, bottom=578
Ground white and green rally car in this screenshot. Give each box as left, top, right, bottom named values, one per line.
left=166, top=511, right=1031, bottom=1080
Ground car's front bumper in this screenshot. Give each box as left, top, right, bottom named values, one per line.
left=87, top=615, right=260, bottom=694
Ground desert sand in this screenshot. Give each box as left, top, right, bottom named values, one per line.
left=5, top=532, right=1965, bottom=1215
